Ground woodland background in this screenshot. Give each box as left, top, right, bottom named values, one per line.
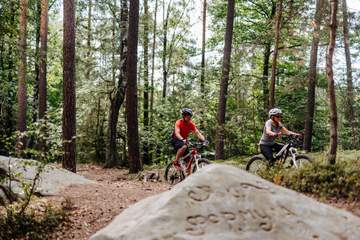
left=0, top=0, right=359, bottom=172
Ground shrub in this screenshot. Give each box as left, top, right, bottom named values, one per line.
left=0, top=203, right=67, bottom=240
left=257, top=160, right=360, bottom=200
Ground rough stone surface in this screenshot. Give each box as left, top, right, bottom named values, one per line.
left=90, top=164, right=360, bottom=240
left=0, top=155, right=94, bottom=197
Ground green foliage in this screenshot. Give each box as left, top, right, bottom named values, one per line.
left=0, top=203, right=67, bottom=240
left=1, top=0, right=360, bottom=168
left=0, top=137, right=66, bottom=239
left=256, top=154, right=360, bottom=199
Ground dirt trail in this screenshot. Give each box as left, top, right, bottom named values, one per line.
left=46, top=164, right=169, bottom=240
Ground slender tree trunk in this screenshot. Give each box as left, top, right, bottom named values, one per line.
left=106, top=0, right=128, bottom=168
left=33, top=1, right=41, bottom=122
left=260, top=0, right=276, bottom=117
left=342, top=0, right=356, bottom=148
left=85, top=0, right=92, bottom=82
left=269, top=0, right=283, bottom=109
left=165, top=0, right=191, bottom=91
left=126, top=0, right=142, bottom=173
left=326, top=0, right=338, bottom=164
left=303, top=0, right=322, bottom=152
left=215, top=0, right=235, bottom=160
left=38, top=0, right=48, bottom=119
left=0, top=35, right=4, bottom=135
left=262, top=42, right=271, bottom=115
left=143, top=0, right=150, bottom=164
left=200, top=0, right=207, bottom=94
left=162, top=0, right=171, bottom=99
left=150, top=0, right=158, bottom=127
left=95, top=97, right=102, bottom=161
left=17, top=0, right=29, bottom=150
left=0, top=38, right=3, bottom=102
left=111, top=1, right=116, bottom=84
left=63, top=0, right=76, bottom=173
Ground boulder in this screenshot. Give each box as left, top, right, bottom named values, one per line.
left=90, top=164, right=360, bottom=240
left=0, top=155, right=94, bottom=198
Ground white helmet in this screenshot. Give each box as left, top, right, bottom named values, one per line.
left=268, top=108, right=282, bottom=118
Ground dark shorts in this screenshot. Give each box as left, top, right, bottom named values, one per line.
left=260, top=143, right=284, bottom=161
left=170, top=138, right=186, bottom=151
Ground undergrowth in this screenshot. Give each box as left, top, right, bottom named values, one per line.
left=257, top=158, right=360, bottom=200
left=0, top=203, right=68, bottom=240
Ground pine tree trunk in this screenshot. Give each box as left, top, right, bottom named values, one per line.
left=85, top=0, right=92, bottom=82
left=200, top=0, right=207, bottom=94
left=262, top=42, right=271, bottom=116
left=269, top=0, right=282, bottom=109
left=261, top=1, right=276, bottom=116
left=126, top=0, right=142, bottom=173
left=150, top=0, right=158, bottom=127
left=17, top=0, right=29, bottom=129
left=215, top=0, right=235, bottom=160
left=143, top=0, right=150, bottom=164
left=33, top=1, right=41, bottom=122
left=326, top=0, right=338, bottom=165
left=304, top=0, right=322, bottom=152
left=342, top=0, right=356, bottom=148
left=63, top=0, right=76, bottom=173
left=106, top=0, right=128, bottom=168
left=0, top=36, right=5, bottom=135
left=38, top=0, right=48, bottom=119
left=162, top=1, right=170, bottom=99
left=17, top=0, right=29, bottom=150
left=111, top=0, right=116, bottom=85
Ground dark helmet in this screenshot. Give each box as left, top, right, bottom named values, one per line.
left=181, top=108, right=193, bottom=116
left=268, top=108, right=282, bottom=118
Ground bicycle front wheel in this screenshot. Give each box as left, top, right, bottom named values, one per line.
left=293, top=154, right=312, bottom=168
left=246, top=155, right=268, bottom=174
left=192, top=158, right=211, bottom=173
left=164, top=162, right=184, bottom=185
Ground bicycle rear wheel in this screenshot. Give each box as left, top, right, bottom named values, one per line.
left=164, top=162, right=185, bottom=185
left=246, top=155, right=268, bottom=174
left=192, top=158, right=211, bottom=173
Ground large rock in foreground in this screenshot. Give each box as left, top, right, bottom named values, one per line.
left=91, top=164, right=360, bottom=240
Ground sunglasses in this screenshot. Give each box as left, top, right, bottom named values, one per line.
left=274, top=115, right=282, bottom=118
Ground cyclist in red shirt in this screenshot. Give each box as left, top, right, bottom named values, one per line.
left=171, top=108, right=205, bottom=167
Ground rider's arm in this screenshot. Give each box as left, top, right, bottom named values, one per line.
left=281, top=127, right=301, bottom=136
left=265, top=122, right=277, bottom=137
left=194, top=128, right=205, bottom=142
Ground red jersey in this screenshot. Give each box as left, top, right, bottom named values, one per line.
left=172, top=119, right=196, bottom=139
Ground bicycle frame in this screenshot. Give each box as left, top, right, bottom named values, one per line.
left=274, top=140, right=300, bottom=168
left=179, top=146, right=201, bottom=176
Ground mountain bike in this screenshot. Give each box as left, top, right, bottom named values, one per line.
left=246, top=135, right=312, bottom=174
left=164, top=140, right=211, bottom=185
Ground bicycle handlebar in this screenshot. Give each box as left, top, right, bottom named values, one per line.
left=187, top=140, right=209, bottom=149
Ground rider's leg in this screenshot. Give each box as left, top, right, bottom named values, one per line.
left=171, top=139, right=186, bottom=168
left=273, top=143, right=284, bottom=155
left=260, top=144, right=274, bottom=163
left=175, top=145, right=187, bottom=164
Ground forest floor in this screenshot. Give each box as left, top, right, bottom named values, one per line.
left=45, top=164, right=169, bottom=240
left=32, top=164, right=360, bottom=239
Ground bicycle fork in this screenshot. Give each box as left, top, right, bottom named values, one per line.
left=289, top=147, right=299, bottom=168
